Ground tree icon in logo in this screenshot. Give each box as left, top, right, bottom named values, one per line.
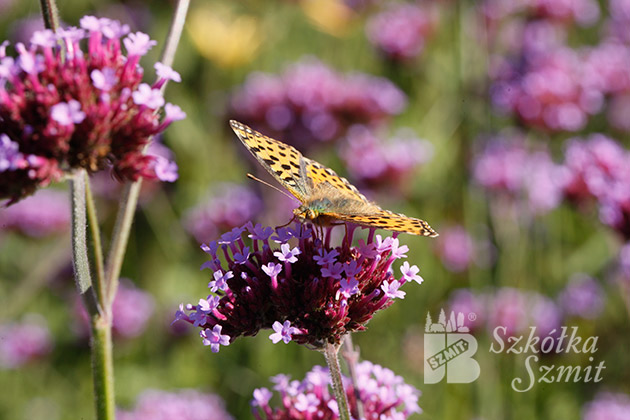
left=424, top=309, right=480, bottom=383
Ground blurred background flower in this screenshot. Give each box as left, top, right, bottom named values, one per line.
left=0, top=188, right=69, bottom=237
left=118, top=389, right=233, bottom=420
left=0, top=314, right=53, bottom=369
left=187, top=4, right=263, bottom=69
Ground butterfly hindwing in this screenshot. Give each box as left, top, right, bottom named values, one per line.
left=327, top=209, right=439, bottom=237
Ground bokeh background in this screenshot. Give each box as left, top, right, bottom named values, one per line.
left=1, top=0, right=630, bottom=419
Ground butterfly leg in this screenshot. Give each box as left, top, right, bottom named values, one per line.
left=275, top=214, right=298, bottom=230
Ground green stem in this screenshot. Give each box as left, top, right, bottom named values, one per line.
left=104, top=181, right=142, bottom=307
left=85, top=173, right=107, bottom=304
left=70, top=171, right=99, bottom=315
left=324, top=342, right=351, bottom=420
left=91, top=314, right=115, bottom=420
left=38, top=0, right=60, bottom=31
left=341, top=335, right=364, bottom=419
left=71, top=172, right=113, bottom=420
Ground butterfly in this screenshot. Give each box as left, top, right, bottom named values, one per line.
left=230, top=120, right=438, bottom=237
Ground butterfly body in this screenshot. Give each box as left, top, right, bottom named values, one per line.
left=230, top=120, right=438, bottom=237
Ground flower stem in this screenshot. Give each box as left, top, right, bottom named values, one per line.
left=342, top=334, right=364, bottom=419
left=85, top=172, right=106, bottom=303
left=71, top=171, right=113, bottom=420
left=91, top=314, right=115, bottom=420
left=70, top=170, right=99, bottom=315
left=38, top=0, right=60, bottom=32
left=324, top=342, right=351, bottom=420
left=104, top=181, right=141, bottom=307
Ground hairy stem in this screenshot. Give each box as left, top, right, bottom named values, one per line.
left=38, top=0, right=60, bottom=32
left=85, top=172, right=106, bottom=303
left=91, top=314, right=115, bottom=420
left=324, top=342, right=351, bottom=420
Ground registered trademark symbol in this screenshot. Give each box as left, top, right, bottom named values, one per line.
left=468, top=312, right=477, bottom=322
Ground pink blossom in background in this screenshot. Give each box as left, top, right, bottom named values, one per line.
left=559, top=134, right=630, bottom=239
left=436, top=226, right=475, bottom=273
left=472, top=133, right=565, bottom=214
left=448, top=289, right=485, bottom=331
left=0, top=315, right=53, bottom=369
left=340, top=125, right=433, bottom=191
left=558, top=273, right=604, bottom=319
left=582, top=392, right=630, bottom=420
left=0, top=188, right=69, bottom=237
left=118, top=389, right=233, bottom=420
left=366, top=3, right=436, bottom=62
left=229, top=57, right=406, bottom=151
left=183, top=184, right=263, bottom=243
left=76, top=279, right=154, bottom=339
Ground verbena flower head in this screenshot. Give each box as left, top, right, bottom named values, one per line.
left=0, top=314, right=53, bottom=369
left=175, top=222, right=423, bottom=351
left=472, top=133, right=566, bottom=214
left=435, top=225, right=475, bottom=273
left=366, top=3, right=436, bottom=62
left=582, top=392, right=630, bottom=420
left=251, top=361, right=421, bottom=419
left=0, top=16, right=185, bottom=203
left=559, top=134, right=630, bottom=240
left=557, top=273, right=604, bottom=319
left=229, top=57, right=406, bottom=151
left=0, top=187, right=69, bottom=236
left=118, top=389, right=234, bottom=420
left=339, top=125, right=433, bottom=191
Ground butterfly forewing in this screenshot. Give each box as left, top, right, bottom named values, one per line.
left=229, top=120, right=309, bottom=203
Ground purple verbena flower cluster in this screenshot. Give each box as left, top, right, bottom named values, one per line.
left=118, top=389, right=234, bottom=420
left=435, top=225, right=475, bottom=273
left=0, top=314, right=53, bottom=369
left=339, top=125, right=433, bottom=191
left=228, top=58, right=406, bottom=150
left=0, top=16, right=185, bottom=203
left=175, top=222, right=423, bottom=351
left=582, top=392, right=630, bottom=420
left=251, top=361, right=421, bottom=419
left=472, top=133, right=566, bottom=213
left=485, top=1, right=630, bottom=133
left=482, top=0, right=600, bottom=29
left=557, top=273, right=604, bottom=319
left=183, top=183, right=263, bottom=243
left=366, top=3, right=436, bottom=62
left=0, top=187, right=69, bottom=236
left=559, top=134, right=630, bottom=240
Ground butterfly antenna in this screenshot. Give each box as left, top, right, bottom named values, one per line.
left=246, top=173, right=299, bottom=203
